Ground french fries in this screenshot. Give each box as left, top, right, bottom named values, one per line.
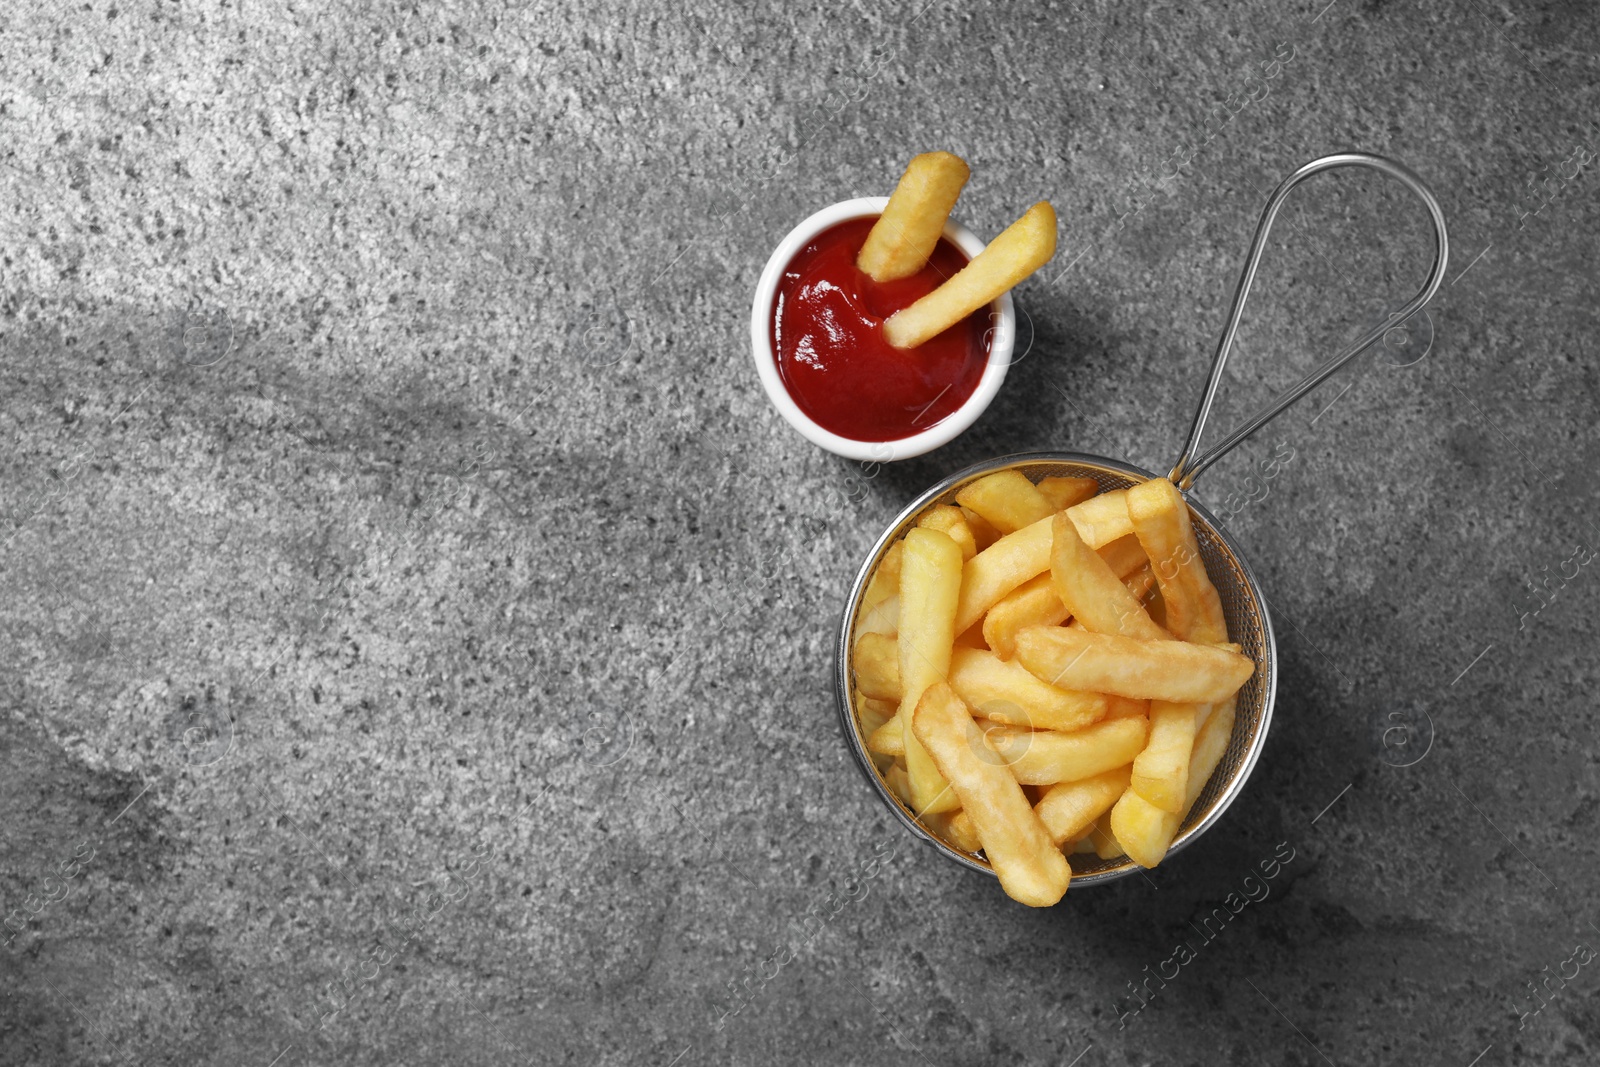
left=1064, top=489, right=1133, bottom=549
left=1014, top=626, right=1253, bottom=704
left=1049, top=511, right=1167, bottom=641
left=860, top=540, right=904, bottom=616
left=1110, top=699, right=1235, bottom=867
left=955, top=470, right=1055, bottom=534
left=885, top=202, right=1058, bottom=350
left=853, top=632, right=901, bottom=701
left=948, top=646, right=1109, bottom=732
left=982, top=718, right=1149, bottom=785
left=1127, top=477, right=1227, bottom=644
left=953, top=514, right=1055, bottom=634
left=897, top=528, right=964, bottom=814
left=1034, top=766, right=1132, bottom=846
left=982, top=573, right=1066, bottom=660
left=857, top=152, right=971, bottom=283
left=1129, top=701, right=1201, bottom=813
left=941, top=810, right=984, bottom=854
left=960, top=506, right=1003, bottom=551
left=856, top=593, right=899, bottom=638
left=850, top=468, right=1255, bottom=905
left=918, top=505, right=978, bottom=561
left=912, top=682, right=1071, bottom=906
left=1035, top=476, right=1099, bottom=512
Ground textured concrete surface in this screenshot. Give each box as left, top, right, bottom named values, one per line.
left=2, top=1, right=1599, bottom=1064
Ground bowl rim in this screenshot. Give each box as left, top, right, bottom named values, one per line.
left=834, top=450, right=1279, bottom=889
left=748, top=196, right=1015, bottom=463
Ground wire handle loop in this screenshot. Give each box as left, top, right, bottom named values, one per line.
left=1168, top=153, right=1450, bottom=489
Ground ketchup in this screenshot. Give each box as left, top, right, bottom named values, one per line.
left=771, top=217, right=989, bottom=442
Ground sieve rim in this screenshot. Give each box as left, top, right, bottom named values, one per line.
left=835, top=450, right=1279, bottom=890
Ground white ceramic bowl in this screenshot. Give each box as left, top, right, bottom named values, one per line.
left=749, top=196, right=1015, bottom=462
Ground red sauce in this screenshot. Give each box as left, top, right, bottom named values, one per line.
left=771, top=217, right=990, bottom=442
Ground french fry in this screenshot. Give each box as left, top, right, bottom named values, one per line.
left=884, top=202, right=1058, bottom=350
left=898, top=528, right=964, bottom=814
left=959, top=506, right=1003, bottom=551
left=1096, top=534, right=1148, bottom=581
left=868, top=716, right=905, bottom=757
left=885, top=763, right=914, bottom=806
left=857, top=593, right=899, bottom=638
left=1014, top=626, right=1253, bottom=704
left=1071, top=837, right=1098, bottom=854
left=948, top=646, right=1109, bottom=733
left=1130, top=701, right=1202, bottom=813
left=1104, top=696, right=1151, bottom=720
left=939, top=809, right=983, bottom=854
left=1064, top=489, right=1133, bottom=549
left=1126, top=477, right=1228, bottom=645
left=1110, top=699, right=1235, bottom=867
left=982, top=718, right=1149, bottom=785
left=956, top=623, right=989, bottom=650
left=854, top=632, right=901, bottom=701
left=857, top=691, right=896, bottom=740
left=1034, top=766, right=1132, bottom=846
left=1035, top=476, right=1099, bottom=512
left=953, top=514, right=1054, bottom=634
left=1089, top=817, right=1126, bottom=860
left=857, top=152, right=972, bottom=283
left=911, top=682, right=1072, bottom=906
left=1049, top=511, right=1167, bottom=641
left=955, top=470, right=1055, bottom=534
left=861, top=540, right=904, bottom=615
left=982, top=573, right=1066, bottom=660
left=981, top=536, right=1149, bottom=659
left=918, top=505, right=978, bottom=561
left=1124, top=565, right=1157, bottom=605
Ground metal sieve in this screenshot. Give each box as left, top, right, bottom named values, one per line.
left=836, top=153, right=1449, bottom=888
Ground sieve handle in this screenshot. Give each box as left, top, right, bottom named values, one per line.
left=1167, top=153, right=1449, bottom=489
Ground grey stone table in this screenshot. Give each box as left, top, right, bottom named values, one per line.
left=3, top=2, right=1598, bottom=1064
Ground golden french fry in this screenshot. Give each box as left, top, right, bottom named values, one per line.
left=955, top=470, right=1055, bottom=534
left=954, top=514, right=1054, bottom=634
left=1014, top=626, right=1254, bottom=704
left=853, top=632, right=901, bottom=701
left=981, top=537, right=1148, bottom=659
left=861, top=540, right=904, bottom=615
left=1124, top=565, right=1157, bottom=605
left=1103, top=696, right=1151, bottom=720
left=1130, top=701, right=1202, bottom=813
left=858, top=691, right=896, bottom=773
left=898, top=528, right=963, bottom=814
left=983, top=717, right=1149, bottom=785
left=918, top=505, right=977, bottom=561
left=982, top=573, right=1065, bottom=660
left=1035, top=476, right=1100, bottom=512
left=1049, top=511, right=1166, bottom=641
left=1096, top=534, right=1148, bottom=581
left=1110, top=699, right=1235, bottom=867
left=948, top=646, right=1109, bottom=733
left=857, top=152, right=971, bottom=283
left=885, top=763, right=914, bottom=805
left=1064, top=489, right=1133, bottom=549
left=857, top=691, right=896, bottom=739
left=1034, top=765, right=1133, bottom=845
left=939, top=809, right=983, bottom=854
left=868, top=715, right=905, bottom=757
left=1089, top=817, right=1126, bottom=860
left=912, top=682, right=1072, bottom=906
left=884, top=202, right=1058, bottom=350
left=1070, top=837, right=1098, bottom=854
left=857, top=592, right=899, bottom=638
left=1126, top=477, right=1228, bottom=644
left=958, top=506, right=1003, bottom=551
left=955, top=622, right=988, bottom=649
